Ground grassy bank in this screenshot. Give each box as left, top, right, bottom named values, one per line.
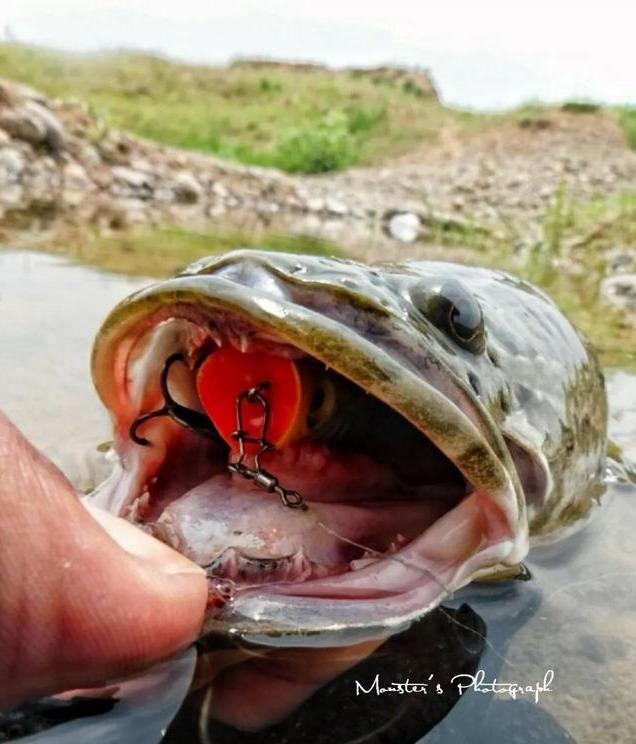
left=1, top=45, right=634, bottom=174
left=0, top=43, right=487, bottom=173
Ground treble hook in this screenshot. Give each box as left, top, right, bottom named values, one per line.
left=129, top=353, right=221, bottom=446
left=228, top=383, right=306, bottom=510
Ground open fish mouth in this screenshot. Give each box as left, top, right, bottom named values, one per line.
left=90, top=252, right=529, bottom=645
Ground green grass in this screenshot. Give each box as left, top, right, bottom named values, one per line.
left=619, top=107, right=636, bottom=150
left=0, top=43, right=477, bottom=173
left=561, top=100, right=600, bottom=113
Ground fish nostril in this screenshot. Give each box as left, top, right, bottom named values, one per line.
left=487, top=347, right=500, bottom=367
left=468, top=372, right=481, bottom=396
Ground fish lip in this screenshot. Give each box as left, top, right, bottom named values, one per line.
left=91, top=267, right=528, bottom=639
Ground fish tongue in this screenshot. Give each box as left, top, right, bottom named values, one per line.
left=152, top=474, right=346, bottom=567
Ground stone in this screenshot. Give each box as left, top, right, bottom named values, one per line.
left=606, top=249, right=636, bottom=275
left=0, top=100, right=64, bottom=152
left=111, top=166, right=154, bottom=198
left=211, top=181, right=229, bottom=199
left=61, top=161, right=93, bottom=206
left=63, top=161, right=92, bottom=191
left=387, top=211, right=421, bottom=242
left=25, top=161, right=63, bottom=205
left=0, top=184, right=24, bottom=207
left=325, top=197, right=349, bottom=216
left=0, top=148, right=26, bottom=183
left=172, top=172, right=202, bottom=203
left=600, top=274, right=636, bottom=319
left=306, top=197, right=325, bottom=213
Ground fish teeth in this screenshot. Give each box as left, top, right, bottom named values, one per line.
left=290, top=549, right=312, bottom=580
left=239, top=334, right=250, bottom=353
left=205, top=547, right=239, bottom=579
left=205, top=548, right=315, bottom=584
left=388, top=534, right=410, bottom=553
left=349, top=557, right=380, bottom=571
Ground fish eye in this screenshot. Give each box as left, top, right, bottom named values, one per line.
left=411, top=278, right=485, bottom=353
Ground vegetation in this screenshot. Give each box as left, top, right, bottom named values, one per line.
left=619, top=107, right=636, bottom=150
left=560, top=100, right=600, bottom=113
left=0, top=43, right=489, bottom=173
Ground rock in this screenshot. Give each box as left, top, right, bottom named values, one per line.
left=172, top=172, right=202, bottom=203
left=306, top=197, right=325, bottom=213
left=600, top=274, right=636, bottom=319
left=0, top=100, right=64, bottom=153
left=211, top=181, right=229, bottom=199
left=25, top=160, right=62, bottom=205
left=387, top=212, right=421, bottom=242
left=0, top=148, right=26, bottom=183
left=606, top=249, right=636, bottom=275
left=207, top=203, right=227, bottom=218
left=63, top=161, right=92, bottom=191
left=111, top=166, right=154, bottom=198
left=61, top=161, right=93, bottom=206
left=0, top=184, right=24, bottom=207
left=325, top=197, right=349, bottom=216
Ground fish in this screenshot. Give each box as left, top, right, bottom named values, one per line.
left=88, top=249, right=608, bottom=645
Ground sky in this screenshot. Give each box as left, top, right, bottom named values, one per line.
left=1, top=0, right=634, bottom=110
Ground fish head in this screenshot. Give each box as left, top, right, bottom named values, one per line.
left=90, top=249, right=541, bottom=646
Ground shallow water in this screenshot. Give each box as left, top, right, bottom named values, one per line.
left=1, top=249, right=636, bottom=744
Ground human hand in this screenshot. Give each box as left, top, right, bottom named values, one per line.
left=0, top=411, right=207, bottom=710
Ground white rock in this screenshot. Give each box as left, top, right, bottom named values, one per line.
left=387, top=212, right=421, bottom=242
left=0, top=101, right=64, bottom=149
left=173, top=172, right=202, bottom=203
left=306, top=197, right=325, bottom=213
left=606, top=249, right=636, bottom=275
left=111, top=166, right=153, bottom=190
left=325, top=197, right=349, bottom=216
left=212, top=181, right=229, bottom=198
left=600, top=274, right=636, bottom=317
left=63, top=161, right=92, bottom=191
left=0, top=148, right=25, bottom=182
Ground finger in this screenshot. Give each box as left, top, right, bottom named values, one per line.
left=0, top=412, right=207, bottom=709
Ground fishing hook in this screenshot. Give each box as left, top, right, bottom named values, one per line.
left=129, top=353, right=221, bottom=446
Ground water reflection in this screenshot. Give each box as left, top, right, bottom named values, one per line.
left=165, top=605, right=485, bottom=743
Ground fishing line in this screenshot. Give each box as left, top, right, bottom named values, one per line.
left=314, top=519, right=456, bottom=602
left=314, top=520, right=521, bottom=670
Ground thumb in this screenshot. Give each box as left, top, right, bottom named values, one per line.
left=0, top=412, right=207, bottom=710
